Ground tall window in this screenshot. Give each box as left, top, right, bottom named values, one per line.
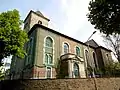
left=76, top=47, right=80, bottom=56
left=74, top=63, right=79, bottom=77
left=93, top=52, right=97, bottom=68
left=64, top=43, right=69, bottom=54
left=45, top=37, right=53, bottom=64
left=26, top=37, right=34, bottom=65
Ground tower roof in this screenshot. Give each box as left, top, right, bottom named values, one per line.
left=24, top=10, right=50, bottom=23
left=35, top=11, right=44, bottom=17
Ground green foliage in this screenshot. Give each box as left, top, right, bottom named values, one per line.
left=87, top=65, right=93, bottom=73
left=0, top=67, right=5, bottom=80
left=88, top=0, right=120, bottom=35
left=0, top=9, right=28, bottom=63
left=104, top=62, right=120, bottom=77
left=94, top=68, right=103, bottom=76
left=94, top=61, right=120, bottom=77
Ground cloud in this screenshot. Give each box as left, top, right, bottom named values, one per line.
left=58, top=0, right=105, bottom=46
left=60, top=0, right=90, bottom=35
left=48, top=21, right=60, bottom=31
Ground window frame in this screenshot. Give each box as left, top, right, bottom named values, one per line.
left=73, top=62, right=79, bottom=77
left=38, top=20, right=42, bottom=24
left=45, top=66, right=52, bottom=79
left=45, top=53, right=53, bottom=65
left=45, top=37, right=53, bottom=48
left=43, top=36, right=54, bottom=65
left=75, top=46, right=80, bottom=56
left=63, top=42, right=70, bottom=54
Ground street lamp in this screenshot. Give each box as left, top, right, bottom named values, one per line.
left=86, top=31, right=97, bottom=90
left=86, top=31, right=97, bottom=77
left=87, top=31, right=96, bottom=42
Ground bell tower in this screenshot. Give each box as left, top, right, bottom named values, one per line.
left=24, top=10, right=50, bottom=32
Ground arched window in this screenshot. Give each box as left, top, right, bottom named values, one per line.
left=38, top=20, right=42, bottom=24
left=45, top=37, right=53, bottom=64
left=64, top=43, right=69, bottom=54
left=76, top=47, right=80, bottom=56
left=93, top=52, right=97, bottom=68
left=45, top=37, right=53, bottom=47
left=74, top=63, right=79, bottom=77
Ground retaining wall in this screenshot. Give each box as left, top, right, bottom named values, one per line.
left=0, top=78, right=120, bottom=90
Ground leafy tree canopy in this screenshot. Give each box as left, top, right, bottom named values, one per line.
left=88, top=0, right=120, bottom=35
left=0, top=9, right=28, bottom=65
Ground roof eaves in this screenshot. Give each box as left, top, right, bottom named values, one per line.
left=24, top=10, right=50, bottom=23
left=24, top=10, right=32, bottom=23
left=28, top=24, right=97, bottom=49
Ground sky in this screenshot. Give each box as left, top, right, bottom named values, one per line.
left=1, top=0, right=116, bottom=61
left=0, top=0, right=104, bottom=45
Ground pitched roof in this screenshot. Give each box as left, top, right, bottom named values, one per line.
left=24, top=10, right=50, bottom=23
left=85, top=39, right=112, bottom=52
left=85, top=39, right=99, bottom=48
left=28, top=24, right=111, bottom=52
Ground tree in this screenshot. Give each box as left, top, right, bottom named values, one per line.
left=0, top=9, right=28, bottom=66
left=87, top=0, right=120, bottom=35
left=0, top=67, right=5, bottom=80
left=104, top=61, right=120, bottom=77
left=102, top=33, right=120, bottom=62
left=93, top=61, right=120, bottom=77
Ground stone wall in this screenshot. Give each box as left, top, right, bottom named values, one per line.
left=1, top=78, right=120, bottom=90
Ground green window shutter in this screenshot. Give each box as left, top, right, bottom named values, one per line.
left=76, top=47, right=80, bottom=56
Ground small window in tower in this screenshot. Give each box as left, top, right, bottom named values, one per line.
left=38, top=20, right=42, bottom=24
left=106, top=54, right=109, bottom=61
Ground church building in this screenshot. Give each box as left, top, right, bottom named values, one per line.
left=10, top=10, right=112, bottom=79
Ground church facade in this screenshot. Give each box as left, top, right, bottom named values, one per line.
left=10, top=10, right=112, bottom=79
